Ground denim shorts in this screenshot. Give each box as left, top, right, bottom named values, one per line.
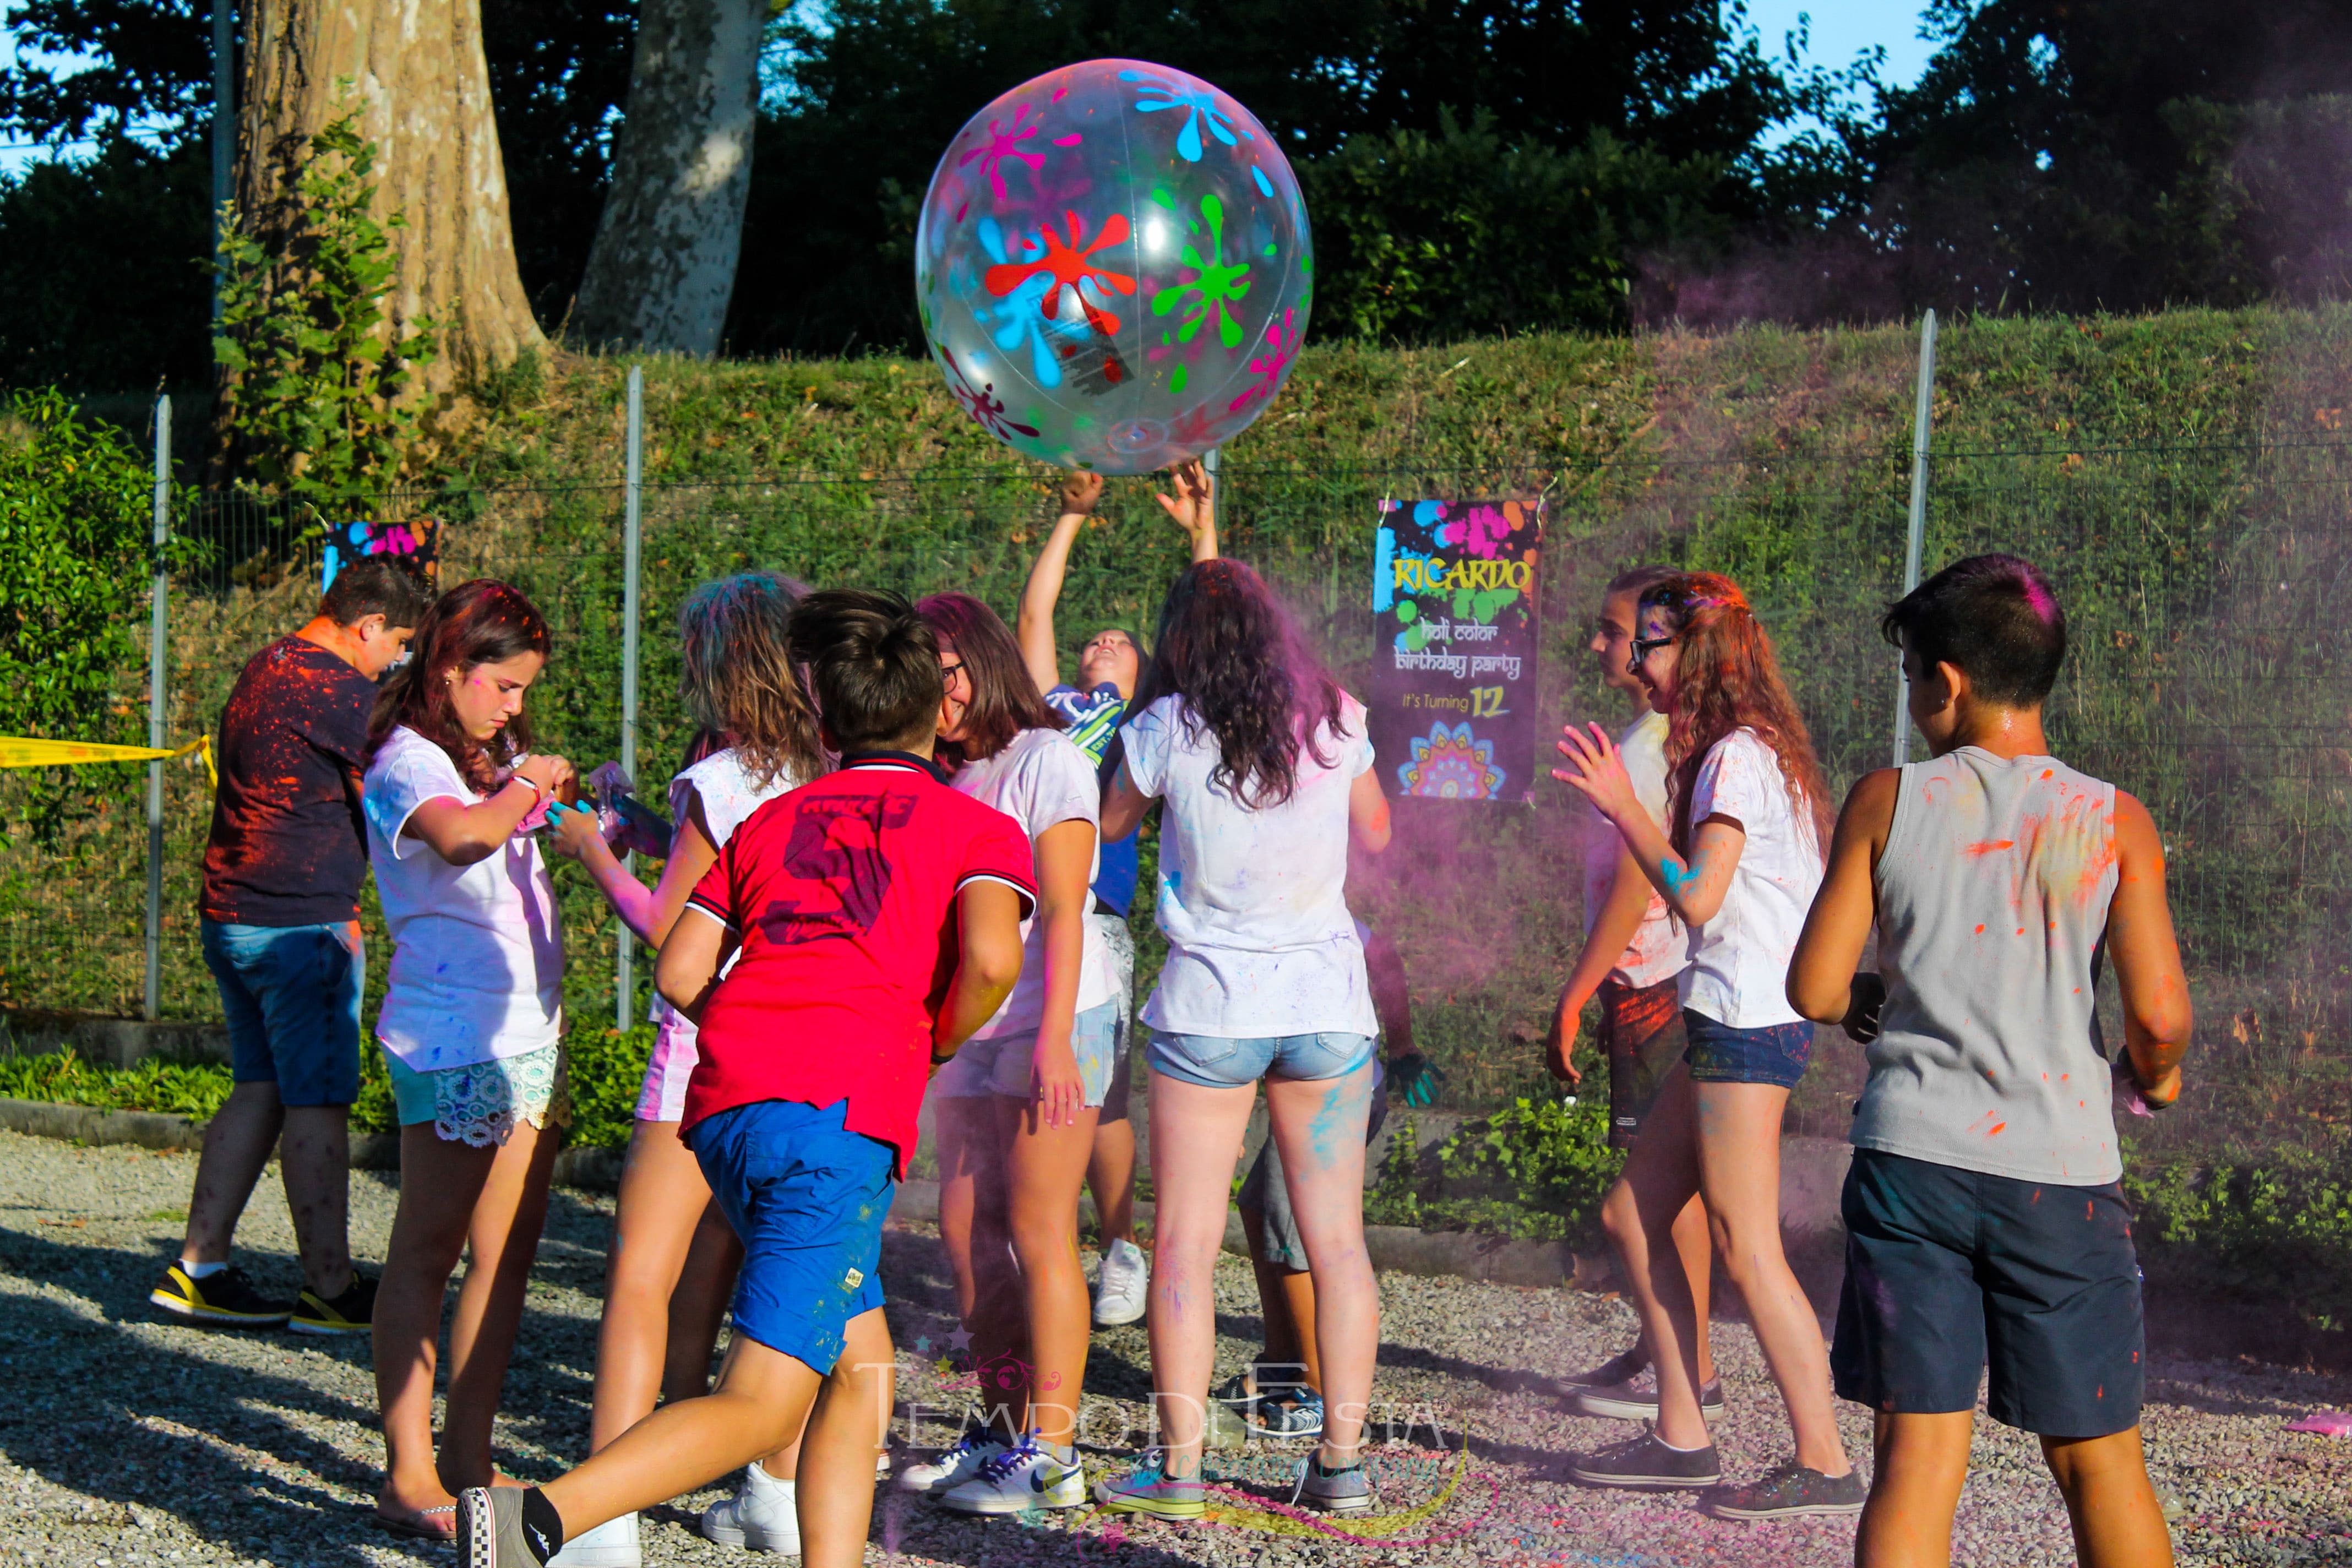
left=200, top=918, right=364, bottom=1107
left=689, top=1098, right=895, bottom=1375
left=1093, top=913, right=1136, bottom=1124
left=1832, top=1150, right=2144, bottom=1436
left=1147, top=1029, right=1376, bottom=1089
left=930, top=999, right=1123, bottom=1107
left=1683, top=1009, right=1813, bottom=1090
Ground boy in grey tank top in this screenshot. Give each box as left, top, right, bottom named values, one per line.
left=1787, top=554, right=2190, bottom=1565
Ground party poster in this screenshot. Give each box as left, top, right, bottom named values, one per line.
left=1368, top=498, right=1543, bottom=804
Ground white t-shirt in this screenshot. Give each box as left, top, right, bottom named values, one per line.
left=1676, top=727, right=1823, bottom=1028
left=363, top=726, right=565, bottom=1070
left=952, top=726, right=1117, bottom=1038
left=648, top=747, right=806, bottom=1032
left=1124, top=693, right=1379, bottom=1038
left=1582, top=708, right=1685, bottom=990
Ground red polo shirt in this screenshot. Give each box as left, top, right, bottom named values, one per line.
left=680, top=753, right=1036, bottom=1174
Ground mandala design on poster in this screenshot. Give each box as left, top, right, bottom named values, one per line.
left=1397, top=722, right=1505, bottom=801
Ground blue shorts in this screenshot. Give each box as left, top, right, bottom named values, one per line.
left=1147, top=1030, right=1376, bottom=1089
left=200, top=918, right=364, bottom=1107
left=1683, top=1010, right=1813, bottom=1090
left=1832, top=1150, right=2144, bottom=1436
left=688, top=1098, right=896, bottom=1375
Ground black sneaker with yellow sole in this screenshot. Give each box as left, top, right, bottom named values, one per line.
left=290, top=1273, right=377, bottom=1336
left=149, top=1264, right=292, bottom=1328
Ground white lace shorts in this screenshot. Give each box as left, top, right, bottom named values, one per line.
left=383, top=1039, right=573, bottom=1148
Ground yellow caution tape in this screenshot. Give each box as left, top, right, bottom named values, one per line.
left=0, top=736, right=216, bottom=788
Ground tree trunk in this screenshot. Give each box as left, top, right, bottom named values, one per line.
left=238, top=0, right=547, bottom=410
left=569, top=0, right=764, bottom=355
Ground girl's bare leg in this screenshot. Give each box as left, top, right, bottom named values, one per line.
left=1144, top=1071, right=1257, bottom=1474
left=661, top=1199, right=743, bottom=1406
left=373, top=1127, right=497, bottom=1521
left=1692, top=1081, right=1849, bottom=1476
left=1598, top=1067, right=1711, bottom=1450
left=933, top=1094, right=1022, bottom=1434
left=590, top=1120, right=721, bottom=1452
left=1264, top=1060, right=1377, bottom=1469
left=995, top=1095, right=1100, bottom=1446
left=438, top=1118, right=560, bottom=1491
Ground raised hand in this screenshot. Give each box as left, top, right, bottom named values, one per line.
left=1551, top=721, right=1640, bottom=826
left=1153, top=459, right=1216, bottom=557
left=1059, top=470, right=1106, bottom=517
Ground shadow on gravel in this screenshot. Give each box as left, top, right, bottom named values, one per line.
left=0, top=1231, right=432, bottom=1566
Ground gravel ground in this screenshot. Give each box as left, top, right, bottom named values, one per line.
left=3, top=1128, right=2350, bottom=1567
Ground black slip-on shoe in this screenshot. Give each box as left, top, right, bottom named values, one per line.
left=1567, top=1430, right=1722, bottom=1490
left=1572, top=1370, right=1726, bottom=1421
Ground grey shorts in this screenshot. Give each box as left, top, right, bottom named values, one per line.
left=931, top=999, right=1123, bottom=1107
left=1095, top=912, right=1136, bottom=1124
left=1238, top=1061, right=1387, bottom=1271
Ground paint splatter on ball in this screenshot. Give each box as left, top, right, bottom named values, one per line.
left=915, top=59, right=1313, bottom=474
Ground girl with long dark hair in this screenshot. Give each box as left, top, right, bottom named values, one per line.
left=362, top=580, right=574, bottom=1538
left=1092, top=558, right=1393, bottom=1520
left=543, top=571, right=830, bottom=1563
left=895, top=591, right=1118, bottom=1516
left=1553, top=571, right=1861, bottom=1518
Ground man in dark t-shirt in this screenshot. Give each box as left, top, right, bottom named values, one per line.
left=151, top=558, right=426, bottom=1335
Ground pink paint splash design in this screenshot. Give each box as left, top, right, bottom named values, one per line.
left=2287, top=1411, right=2352, bottom=1436
left=958, top=101, right=1047, bottom=202
left=1228, top=306, right=1302, bottom=413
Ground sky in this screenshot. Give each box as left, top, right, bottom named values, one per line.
left=0, top=3, right=1944, bottom=175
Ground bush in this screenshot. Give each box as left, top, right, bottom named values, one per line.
left=1366, top=1095, right=1625, bottom=1243
left=567, top=1025, right=654, bottom=1152
left=0, top=1047, right=235, bottom=1119
left=2128, top=1144, right=2352, bottom=1332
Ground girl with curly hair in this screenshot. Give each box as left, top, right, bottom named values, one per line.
left=361, top=579, right=575, bottom=1538
left=1553, top=570, right=1860, bottom=1520
left=1091, top=558, right=1394, bottom=1521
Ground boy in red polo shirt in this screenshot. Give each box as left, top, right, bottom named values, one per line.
left=461, top=589, right=1035, bottom=1568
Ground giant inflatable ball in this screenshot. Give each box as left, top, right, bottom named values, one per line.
left=916, top=60, right=1312, bottom=474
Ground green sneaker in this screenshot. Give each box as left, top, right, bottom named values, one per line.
left=1092, top=1448, right=1205, bottom=1520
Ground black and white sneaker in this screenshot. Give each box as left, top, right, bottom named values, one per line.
left=1567, top=1430, right=1722, bottom=1490
left=1212, top=1369, right=1263, bottom=1409
left=1246, top=1390, right=1325, bottom=1439
left=1572, top=1369, right=1726, bottom=1421
left=1700, top=1462, right=1868, bottom=1520
left=1562, top=1347, right=1647, bottom=1389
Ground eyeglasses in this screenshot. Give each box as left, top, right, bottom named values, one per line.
left=939, top=659, right=966, bottom=686
left=1628, top=634, right=1674, bottom=674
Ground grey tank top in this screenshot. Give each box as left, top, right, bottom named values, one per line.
left=1852, top=747, right=2124, bottom=1185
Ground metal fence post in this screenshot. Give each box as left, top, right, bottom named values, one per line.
left=144, top=396, right=172, bottom=1022
left=1891, top=309, right=1937, bottom=767
left=616, top=367, right=644, bottom=1033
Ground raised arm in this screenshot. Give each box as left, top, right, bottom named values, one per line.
left=403, top=753, right=574, bottom=867
left=1787, top=768, right=1900, bottom=1037
left=934, top=881, right=1028, bottom=1062
left=2106, top=790, right=2191, bottom=1106
left=1016, top=471, right=1107, bottom=695
left=1553, top=722, right=1740, bottom=925
left=1153, top=459, right=1218, bottom=562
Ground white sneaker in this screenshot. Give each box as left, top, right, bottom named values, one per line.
left=700, top=1464, right=798, bottom=1553
left=1093, top=1238, right=1149, bottom=1327
left=941, top=1433, right=1087, bottom=1515
left=548, top=1512, right=640, bottom=1568
left=895, top=1429, right=1009, bottom=1495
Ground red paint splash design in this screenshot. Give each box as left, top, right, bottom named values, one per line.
left=984, top=210, right=1136, bottom=335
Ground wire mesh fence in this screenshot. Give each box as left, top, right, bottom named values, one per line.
left=7, top=404, right=2350, bottom=1134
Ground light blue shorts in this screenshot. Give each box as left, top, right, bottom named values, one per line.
left=1147, top=1030, right=1377, bottom=1089
left=932, top=999, right=1122, bottom=1107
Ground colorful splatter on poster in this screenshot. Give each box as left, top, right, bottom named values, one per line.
left=1368, top=497, right=1542, bottom=804
left=322, top=516, right=440, bottom=594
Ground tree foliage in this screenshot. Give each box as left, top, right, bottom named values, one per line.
left=213, top=111, right=437, bottom=508
left=0, top=389, right=165, bottom=745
